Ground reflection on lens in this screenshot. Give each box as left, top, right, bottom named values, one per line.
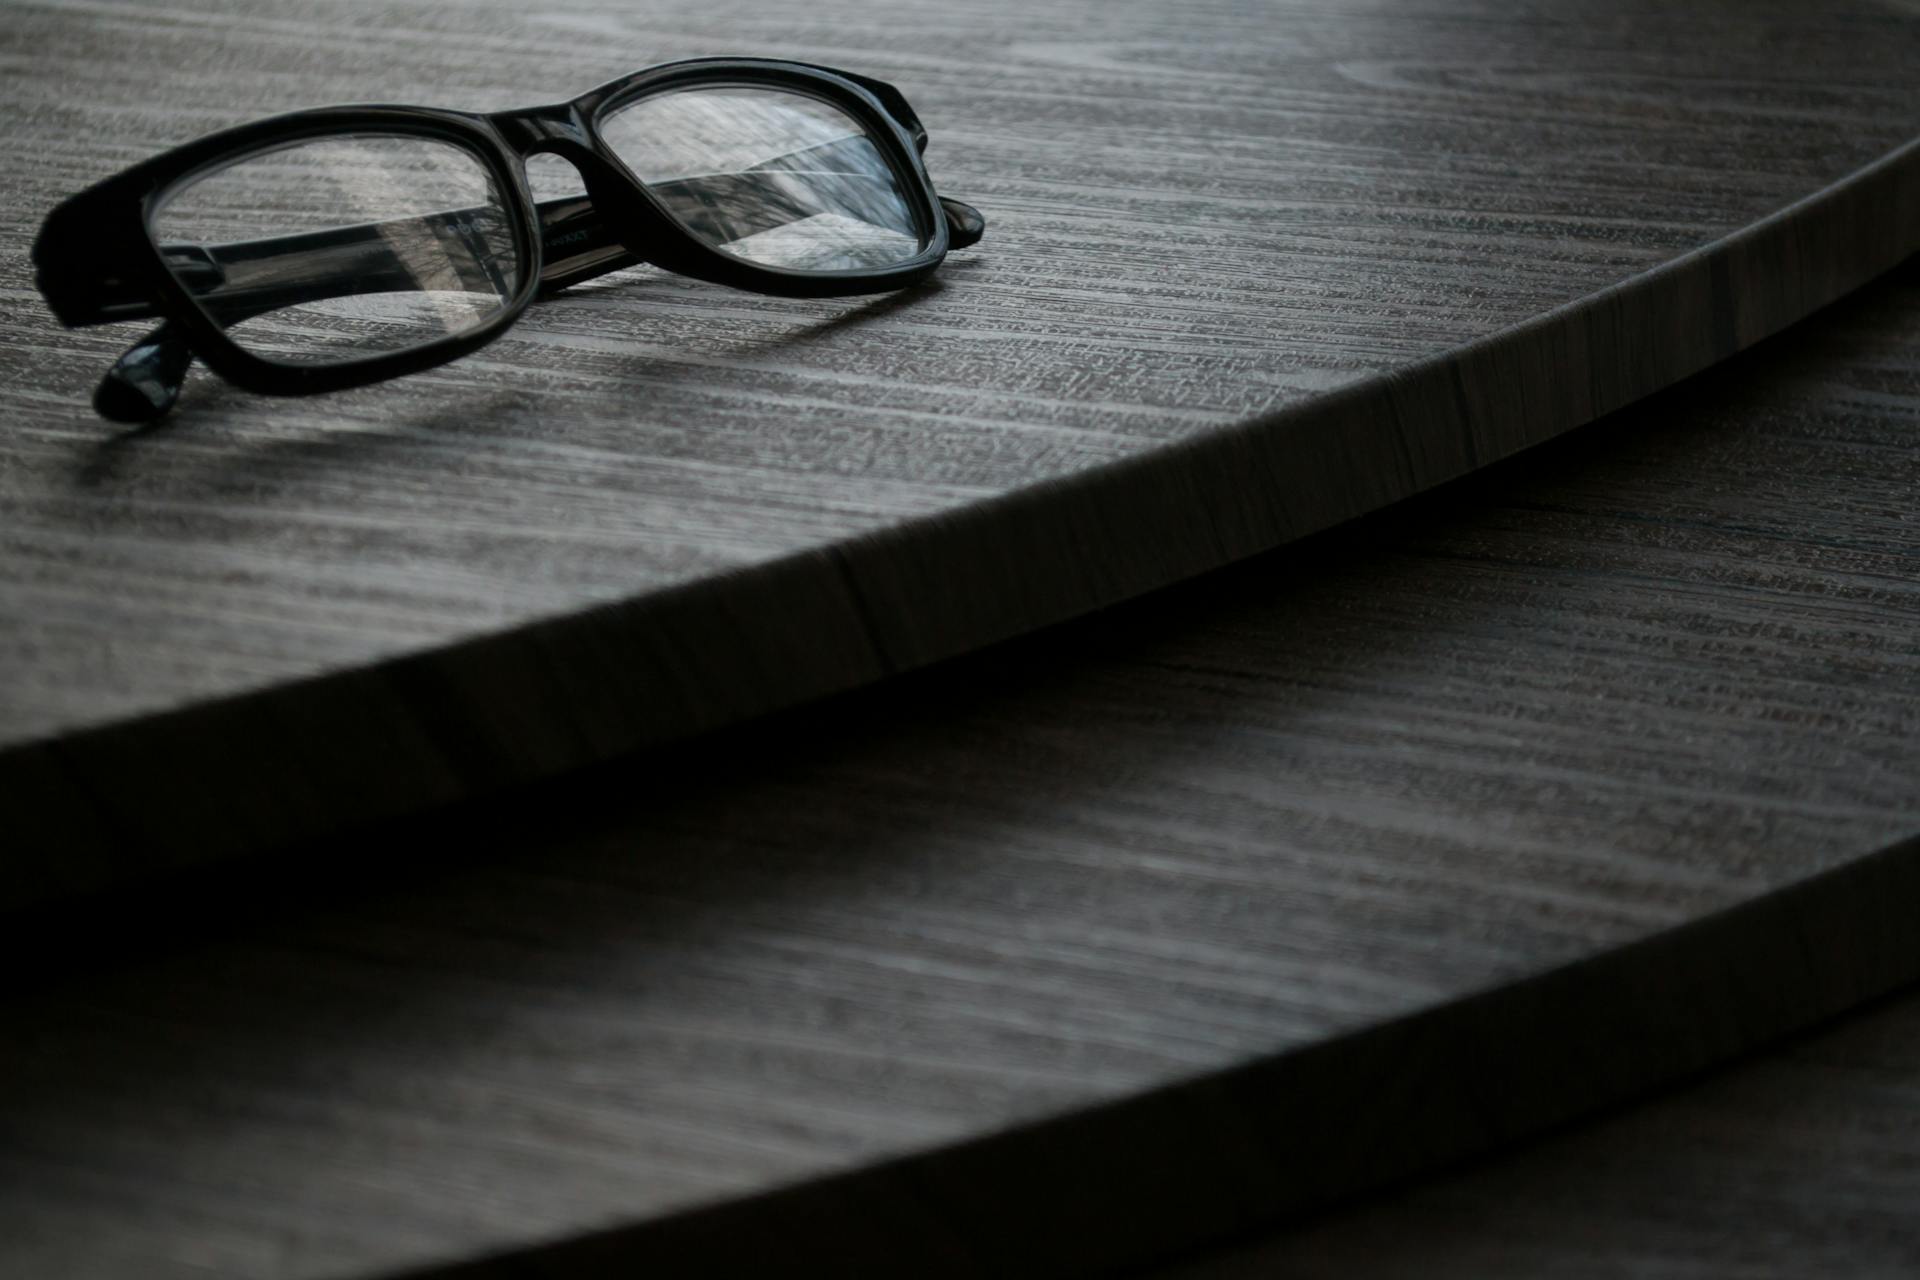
left=150, top=133, right=520, bottom=365
left=598, top=86, right=922, bottom=272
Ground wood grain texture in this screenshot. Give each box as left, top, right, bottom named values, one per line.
left=3, top=260, right=1916, bottom=1278
left=1151, top=983, right=1920, bottom=1279
left=3, top=0, right=1918, bottom=901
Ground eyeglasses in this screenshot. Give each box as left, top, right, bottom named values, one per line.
left=32, top=57, right=986, bottom=423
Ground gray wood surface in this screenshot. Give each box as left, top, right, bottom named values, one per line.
left=3, top=254, right=1916, bottom=1277
left=1154, top=983, right=1920, bottom=1279
left=4, top=0, right=1918, bottom=902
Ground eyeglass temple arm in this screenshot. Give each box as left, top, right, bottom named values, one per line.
left=93, top=205, right=536, bottom=421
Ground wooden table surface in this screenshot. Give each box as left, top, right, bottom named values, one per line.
left=2, top=1, right=1918, bottom=1277
left=6, top=227, right=1920, bottom=1280
left=4, top=0, right=1916, bottom=901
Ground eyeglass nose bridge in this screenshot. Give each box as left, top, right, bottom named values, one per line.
left=490, top=101, right=595, bottom=152
left=486, top=106, right=676, bottom=291
left=490, top=103, right=646, bottom=236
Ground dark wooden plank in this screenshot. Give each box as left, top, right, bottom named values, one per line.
left=1150, top=986, right=1920, bottom=1279
left=2, top=256, right=1916, bottom=1278
left=3, top=0, right=1917, bottom=901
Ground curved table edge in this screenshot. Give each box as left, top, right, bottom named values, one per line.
left=388, top=829, right=1920, bottom=1279
left=8, top=136, right=1917, bottom=908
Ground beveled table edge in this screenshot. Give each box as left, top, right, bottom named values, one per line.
left=6, top=137, right=1917, bottom=910
left=374, top=833, right=1920, bottom=1279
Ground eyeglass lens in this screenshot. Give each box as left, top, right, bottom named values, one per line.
left=148, top=134, right=522, bottom=367
left=598, top=86, right=924, bottom=272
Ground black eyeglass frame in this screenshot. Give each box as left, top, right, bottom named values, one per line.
left=33, top=57, right=982, bottom=407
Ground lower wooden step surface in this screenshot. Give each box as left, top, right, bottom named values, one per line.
left=2, top=267, right=1917, bottom=1277
left=1153, top=980, right=1920, bottom=1279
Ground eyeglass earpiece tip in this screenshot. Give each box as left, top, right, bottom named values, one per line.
left=95, top=326, right=192, bottom=424
left=940, top=198, right=985, bottom=250
left=95, top=376, right=177, bottom=424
